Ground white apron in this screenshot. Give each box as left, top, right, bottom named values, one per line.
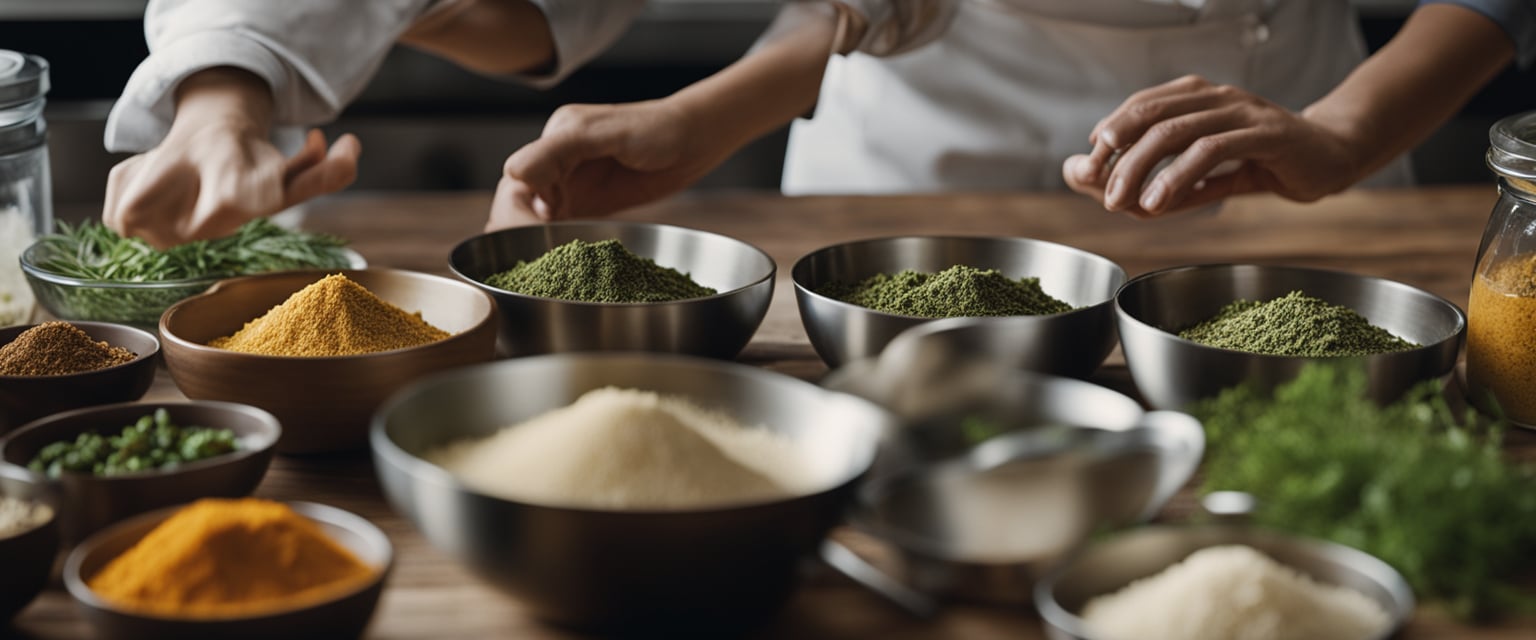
left=782, top=0, right=1413, bottom=193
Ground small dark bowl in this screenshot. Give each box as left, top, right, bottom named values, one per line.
left=159, top=268, right=498, bottom=454
left=448, top=221, right=775, bottom=359
left=0, top=498, right=59, bottom=622
left=0, top=401, right=281, bottom=543
left=0, top=321, right=159, bottom=434
left=65, top=501, right=391, bottom=640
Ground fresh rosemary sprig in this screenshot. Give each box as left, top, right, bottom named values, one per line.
left=32, top=219, right=351, bottom=282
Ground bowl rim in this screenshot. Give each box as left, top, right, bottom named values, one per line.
left=158, top=267, right=496, bottom=362
left=1113, top=262, right=1468, bottom=361
left=0, top=400, right=281, bottom=481
left=371, top=351, right=890, bottom=515
left=1032, top=523, right=1415, bottom=640
left=64, top=500, right=393, bottom=622
left=447, top=220, right=778, bottom=308
left=20, top=242, right=367, bottom=289
left=0, top=320, right=160, bottom=380
left=788, top=234, right=1129, bottom=321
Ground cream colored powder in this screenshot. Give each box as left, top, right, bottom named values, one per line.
left=427, top=387, right=826, bottom=510
left=1082, top=545, right=1391, bottom=640
left=0, top=206, right=36, bottom=326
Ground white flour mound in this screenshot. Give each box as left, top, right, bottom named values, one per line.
left=1082, top=545, right=1391, bottom=640
left=428, top=387, right=822, bottom=510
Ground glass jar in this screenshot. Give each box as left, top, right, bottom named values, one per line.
left=1467, top=111, right=1536, bottom=427
left=0, top=50, right=50, bottom=326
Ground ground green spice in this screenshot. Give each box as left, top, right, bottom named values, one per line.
left=818, top=265, right=1072, bottom=318
left=484, top=239, right=717, bottom=303
left=1178, top=291, right=1418, bottom=357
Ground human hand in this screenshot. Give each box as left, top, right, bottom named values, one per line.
left=487, top=100, right=736, bottom=231
left=1063, top=75, right=1365, bottom=218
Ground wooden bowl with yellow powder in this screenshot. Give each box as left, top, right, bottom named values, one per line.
left=65, top=499, right=391, bottom=640
left=160, top=269, right=498, bottom=454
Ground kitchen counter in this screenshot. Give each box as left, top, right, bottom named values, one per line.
left=12, top=185, right=1536, bottom=639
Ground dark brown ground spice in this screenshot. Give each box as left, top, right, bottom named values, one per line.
left=0, top=322, right=138, bottom=376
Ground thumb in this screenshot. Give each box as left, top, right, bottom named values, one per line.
left=503, top=124, right=626, bottom=218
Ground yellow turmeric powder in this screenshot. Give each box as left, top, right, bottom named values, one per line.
left=209, top=273, right=450, bottom=357
left=88, top=498, right=376, bottom=617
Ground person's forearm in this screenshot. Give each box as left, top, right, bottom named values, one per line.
left=667, top=4, right=844, bottom=153
left=1303, top=3, right=1513, bottom=183
left=399, top=0, right=555, bottom=76
left=171, top=67, right=274, bottom=136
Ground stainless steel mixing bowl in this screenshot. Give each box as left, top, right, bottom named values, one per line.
left=449, top=221, right=774, bottom=358
left=791, top=235, right=1126, bottom=374
left=1116, top=264, right=1465, bottom=410
left=1035, top=524, right=1414, bottom=640
left=371, top=353, right=893, bottom=633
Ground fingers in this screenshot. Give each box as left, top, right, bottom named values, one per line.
left=282, top=129, right=329, bottom=183
left=282, top=133, right=361, bottom=208
left=1102, top=106, right=1248, bottom=212
left=503, top=105, right=630, bottom=219
left=486, top=175, right=546, bottom=231
left=1094, top=84, right=1239, bottom=153
left=1091, top=75, right=1212, bottom=148
left=105, top=155, right=204, bottom=250
left=1136, top=131, right=1271, bottom=214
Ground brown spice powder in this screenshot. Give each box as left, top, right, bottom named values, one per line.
left=208, top=274, right=450, bottom=357
left=1466, top=255, right=1536, bottom=424
left=0, top=321, right=137, bottom=376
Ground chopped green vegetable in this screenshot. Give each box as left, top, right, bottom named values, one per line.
left=27, top=408, right=239, bottom=478
left=1193, top=364, right=1536, bottom=621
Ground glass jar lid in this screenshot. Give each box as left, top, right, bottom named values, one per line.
left=1489, top=111, right=1536, bottom=182
left=0, top=51, right=48, bottom=110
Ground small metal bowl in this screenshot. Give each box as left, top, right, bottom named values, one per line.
left=372, top=353, right=892, bottom=633
left=1116, top=264, right=1465, bottom=410
left=1035, top=524, right=1414, bottom=640
left=0, top=321, right=160, bottom=435
left=65, top=501, right=392, bottom=640
left=791, top=235, right=1126, bottom=373
left=0, top=497, right=58, bottom=622
left=0, top=401, right=281, bottom=543
left=21, top=242, right=365, bottom=330
left=159, top=268, right=498, bottom=454
left=449, top=221, right=775, bottom=358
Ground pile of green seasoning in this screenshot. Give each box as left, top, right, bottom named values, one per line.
left=1178, top=291, right=1417, bottom=357
left=818, top=265, right=1072, bottom=318
left=28, top=408, right=239, bottom=478
left=483, top=239, right=716, bottom=303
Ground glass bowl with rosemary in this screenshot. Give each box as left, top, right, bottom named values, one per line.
left=20, top=219, right=363, bottom=328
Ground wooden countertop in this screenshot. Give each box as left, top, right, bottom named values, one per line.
left=12, top=185, right=1536, bottom=639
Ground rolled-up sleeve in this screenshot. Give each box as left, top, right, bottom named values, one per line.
left=105, top=0, right=433, bottom=152
left=1424, top=0, right=1536, bottom=68
left=832, top=0, right=961, bottom=57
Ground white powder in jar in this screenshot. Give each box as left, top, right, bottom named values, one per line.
left=0, top=496, right=50, bottom=539
left=0, top=206, right=36, bottom=326
left=1081, top=545, right=1392, bottom=640
left=427, top=387, right=830, bottom=510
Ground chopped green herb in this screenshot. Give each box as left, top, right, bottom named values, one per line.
left=28, top=408, right=239, bottom=478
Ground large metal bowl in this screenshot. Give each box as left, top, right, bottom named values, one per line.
left=371, top=353, right=892, bottom=633
left=1116, top=264, right=1465, bottom=410
left=1035, top=524, right=1414, bottom=640
left=791, top=236, right=1126, bottom=374
left=448, top=221, right=775, bottom=358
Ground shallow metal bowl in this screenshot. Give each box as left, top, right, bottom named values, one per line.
left=449, top=221, right=775, bottom=358
left=1035, top=524, right=1414, bottom=640
left=1116, top=264, right=1465, bottom=410
left=65, top=501, right=391, bottom=640
left=372, top=353, right=892, bottom=633
left=791, top=235, right=1126, bottom=373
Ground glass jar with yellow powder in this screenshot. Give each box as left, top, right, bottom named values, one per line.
left=1467, top=111, right=1536, bottom=427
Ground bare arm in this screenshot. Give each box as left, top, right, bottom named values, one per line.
left=398, top=0, right=556, bottom=76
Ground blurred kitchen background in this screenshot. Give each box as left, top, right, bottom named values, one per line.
left=5, top=0, right=1535, bottom=211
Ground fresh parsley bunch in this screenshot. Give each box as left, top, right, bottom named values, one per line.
left=1194, top=364, right=1536, bottom=621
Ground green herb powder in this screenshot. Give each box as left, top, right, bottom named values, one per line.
left=1178, top=291, right=1417, bottom=357
left=818, top=265, right=1072, bottom=318
left=484, top=239, right=716, bottom=303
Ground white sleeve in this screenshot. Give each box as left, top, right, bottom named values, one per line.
left=104, top=0, right=435, bottom=153
left=833, top=0, right=960, bottom=57
left=519, top=0, right=646, bottom=89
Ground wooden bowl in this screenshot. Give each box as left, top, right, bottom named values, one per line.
left=0, top=401, right=281, bottom=543
left=65, top=501, right=392, bottom=640
left=0, top=498, right=59, bottom=622
left=159, top=269, right=498, bottom=454
left=0, top=322, right=159, bottom=435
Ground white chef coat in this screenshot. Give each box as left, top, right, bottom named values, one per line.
left=784, top=0, right=1415, bottom=194
left=104, top=0, right=646, bottom=154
